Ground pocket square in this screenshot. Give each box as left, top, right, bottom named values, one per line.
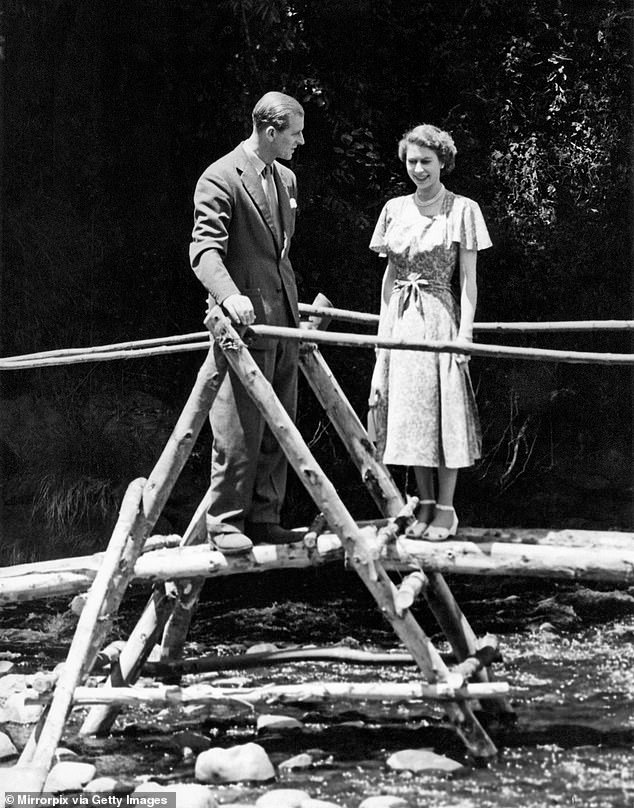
left=289, top=197, right=297, bottom=209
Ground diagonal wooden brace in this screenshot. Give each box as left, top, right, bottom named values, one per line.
left=79, top=341, right=229, bottom=736
left=204, top=306, right=497, bottom=759
left=298, top=314, right=513, bottom=722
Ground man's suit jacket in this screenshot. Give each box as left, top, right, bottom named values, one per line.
left=190, top=143, right=299, bottom=328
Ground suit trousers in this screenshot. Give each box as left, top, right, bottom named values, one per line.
left=208, top=318, right=298, bottom=528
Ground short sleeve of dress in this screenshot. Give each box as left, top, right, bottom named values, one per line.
left=450, top=197, right=492, bottom=251
left=369, top=202, right=390, bottom=257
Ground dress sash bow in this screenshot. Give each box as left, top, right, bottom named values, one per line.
left=392, top=272, right=451, bottom=318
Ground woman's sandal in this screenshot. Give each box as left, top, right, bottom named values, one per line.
left=405, top=499, right=436, bottom=538
left=422, top=504, right=459, bottom=541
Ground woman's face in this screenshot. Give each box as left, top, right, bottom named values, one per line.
left=405, top=144, right=443, bottom=195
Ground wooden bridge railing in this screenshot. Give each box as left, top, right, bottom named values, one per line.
left=3, top=299, right=633, bottom=790
left=1, top=305, right=633, bottom=369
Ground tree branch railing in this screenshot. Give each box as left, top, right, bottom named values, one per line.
left=1, top=306, right=634, bottom=370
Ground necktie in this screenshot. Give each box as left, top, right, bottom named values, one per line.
left=263, top=164, right=282, bottom=244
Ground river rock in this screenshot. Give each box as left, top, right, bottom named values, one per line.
left=302, top=800, right=344, bottom=808
left=170, top=730, right=211, bottom=753
left=246, top=643, right=279, bottom=654
left=0, top=662, right=14, bottom=675
left=54, top=747, right=78, bottom=762
left=0, top=674, right=28, bottom=700
left=135, top=781, right=219, bottom=808
left=257, top=714, right=303, bottom=732
left=0, top=690, right=42, bottom=723
left=0, top=765, right=48, bottom=795
left=255, top=789, right=309, bottom=808
left=0, top=732, right=17, bottom=760
left=84, top=776, right=120, bottom=793
left=70, top=593, right=88, bottom=615
left=358, top=798, right=409, bottom=808
left=279, top=752, right=313, bottom=771
left=386, top=748, right=463, bottom=773
left=44, top=761, right=96, bottom=792
left=195, top=742, right=275, bottom=783
left=171, top=783, right=219, bottom=808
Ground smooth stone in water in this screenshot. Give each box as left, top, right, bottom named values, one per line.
left=255, top=789, right=309, bottom=808
left=386, top=748, right=463, bottom=773
left=0, top=732, right=17, bottom=760
left=0, top=674, right=28, bottom=700
left=0, top=765, right=48, bottom=797
left=278, top=753, right=313, bottom=771
left=0, top=690, right=45, bottom=749
left=0, top=691, right=44, bottom=724
left=246, top=643, right=279, bottom=654
left=170, top=730, right=211, bottom=753
left=69, top=593, right=88, bottom=615
left=84, top=776, right=120, bottom=793
left=358, top=798, right=410, bottom=808
left=195, top=742, right=275, bottom=783
left=168, top=783, right=218, bottom=808
left=54, top=747, right=78, bottom=762
left=257, top=714, right=303, bottom=732
left=45, top=761, right=96, bottom=792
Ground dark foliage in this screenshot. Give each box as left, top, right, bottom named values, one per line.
left=1, top=0, right=632, bottom=557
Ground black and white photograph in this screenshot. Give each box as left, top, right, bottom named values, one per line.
left=0, top=2, right=632, bottom=806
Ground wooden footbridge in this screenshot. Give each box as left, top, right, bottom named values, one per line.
left=1, top=299, right=633, bottom=791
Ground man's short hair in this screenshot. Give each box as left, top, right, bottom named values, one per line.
left=252, top=91, right=304, bottom=132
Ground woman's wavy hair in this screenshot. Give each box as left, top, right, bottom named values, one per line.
left=398, top=124, right=457, bottom=173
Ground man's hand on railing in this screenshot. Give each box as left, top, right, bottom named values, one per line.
left=222, top=294, right=255, bottom=326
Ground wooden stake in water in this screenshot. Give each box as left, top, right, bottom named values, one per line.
left=21, top=478, right=148, bottom=789
left=79, top=342, right=228, bottom=736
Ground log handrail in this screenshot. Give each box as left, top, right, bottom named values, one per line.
left=2, top=328, right=633, bottom=368
left=1, top=307, right=633, bottom=369
left=252, top=325, right=634, bottom=365
left=298, top=303, right=634, bottom=332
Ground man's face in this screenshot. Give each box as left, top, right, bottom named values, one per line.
left=270, top=113, right=305, bottom=161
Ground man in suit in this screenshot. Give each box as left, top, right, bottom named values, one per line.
left=190, top=91, right=305, bottom=553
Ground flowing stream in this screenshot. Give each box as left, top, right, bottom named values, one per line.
left=1, top=571, right=633, bottom=808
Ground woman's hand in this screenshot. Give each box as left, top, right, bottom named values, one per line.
left=368, top=356, right=384, bottom=407
left=454, top=334, right=473, bottom=365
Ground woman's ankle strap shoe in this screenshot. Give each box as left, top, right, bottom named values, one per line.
left=405, top=499, right=436, bottom=538
left=422, top=505, right=459, bottom=542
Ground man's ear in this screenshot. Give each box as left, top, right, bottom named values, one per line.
left=265, top=125, right=277, bottom=141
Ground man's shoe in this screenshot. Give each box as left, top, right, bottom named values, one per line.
left=210, top=532, right=253, bottom=554
left=206, top=515, right=253, bottom=555
left=245, top=522, right=302, bottom=545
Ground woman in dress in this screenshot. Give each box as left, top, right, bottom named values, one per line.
left=368, top=124, right=491, bottom=540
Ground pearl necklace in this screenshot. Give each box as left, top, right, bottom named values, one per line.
left=414, top=185, right=445, bottom=208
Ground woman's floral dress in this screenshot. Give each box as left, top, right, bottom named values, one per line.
left=369, top=190, right=491, bottom=468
